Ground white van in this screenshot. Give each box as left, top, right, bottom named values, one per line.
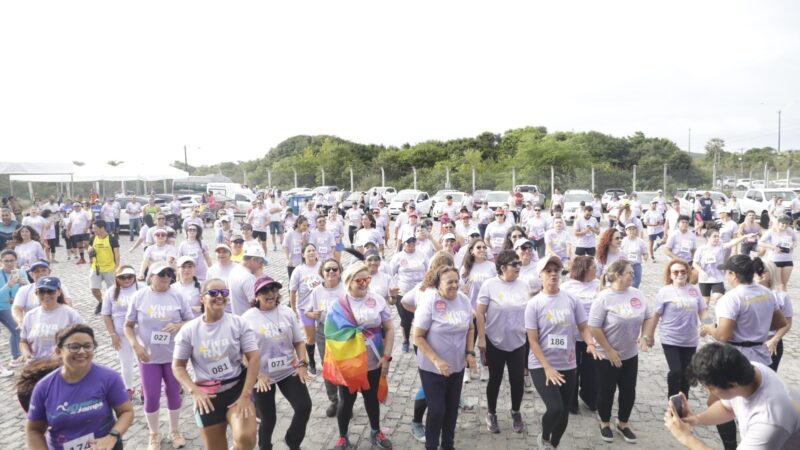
left=207, top=183, right=254, bottom=199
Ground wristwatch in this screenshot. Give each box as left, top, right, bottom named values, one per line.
left=108, top=430, right=122, bottom=442
left=465, top=350, right=476, bottom=357
left=383, top=354, right=393, bottom=362
left=297, top=359, right=309, bottom=368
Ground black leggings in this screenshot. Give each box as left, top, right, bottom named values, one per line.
left=769, top=339, right=784, bottom=371
left=596, top=355, right=638, bottom=423
left=338, top=368, right=382, bottom=436
left=572, top=340, right=598, bottom=411
left=531, top=368, right=577, bottom=447
left=254, top=375, right=312, bottom=450
left=662, top=344, right=696, bottom=398
left=396, top=299, right=414, bottom=344
left=485, top=340, right=526, bottom=414
left=348, top=225, right=357, bottom=245
left=420, top=369, right=465, bottom=450
left=533, top=238, right=546, bottom=259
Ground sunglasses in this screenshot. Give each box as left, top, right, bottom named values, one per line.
left=519, top=246, right=533, bottom=251
left=36, top=289, right=57, bottom=295
left=353, top=277, right=371, bottom=286
left=156, top=270, right=175, bottom=278
left=233, top=240, right=244, bottom=244
left=324, top=266, right=340, bottom=273
left=507, top=261, right=522, bottom=268
left=117, top=274, right=135, bottom=280
left=205, top=288, right=230, bottom=298
left=671, top=270, right=687, bottom=275
left=474, top=245, right=487, bottom=250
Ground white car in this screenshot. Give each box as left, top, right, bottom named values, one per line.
left=562, top=190, right=595, bottom=224
left=737, top=188, right=798, bottom=228
left=367, top=186, right=398, bottom=204
left=678, top=190, right=729, bottom=219
left=388, top=190, right=433, bottom=218
left=484, top=191, right=510, bottom=211
left=601, top=189, right=627, bottom=212
left=431, top=191, right=466, bottom=220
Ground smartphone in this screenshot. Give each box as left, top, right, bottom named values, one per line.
left=670, top=394, right=686, bottom=418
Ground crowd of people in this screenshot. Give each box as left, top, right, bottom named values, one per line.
left=0, top=187, right=798, bottom=450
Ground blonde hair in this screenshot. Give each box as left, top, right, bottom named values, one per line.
left=342, top=262, right=369, bottom=287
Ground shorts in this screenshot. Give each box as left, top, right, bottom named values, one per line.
left=253, top=230, right=268, bottom=241
left=775, top=261, right=793, bottom=268
left=648, top=232, right=664, bottom=241
left=90, top=270, right=116, bottom=290
left=299, top=308, right=316, bottom=327
left=269, top=221, right=283, bottom=235
left=575, top=247, right=596, bottom=257
left=71, top=233, right=89, bottom=245
left=194, top=371, right=246, bottom=428
left=698, top=282, right=725, bottom=297
left=335, top=242, right=344, bottom=252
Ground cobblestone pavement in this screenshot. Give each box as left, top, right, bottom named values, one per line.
left=1, top=218, right=797, bottom=449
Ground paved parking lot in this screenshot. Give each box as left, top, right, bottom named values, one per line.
left=0, top=218, right=797, bottom=449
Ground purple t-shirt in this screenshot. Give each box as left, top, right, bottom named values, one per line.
left=310, top=283, right=346, bottom=323
left=174, top=313, right=258, bottom=391
left=368, top=270, right=393, bottom=299
left=391, top=250, right=428, bottom=295
left=654, top=284, right=706, bottom=347
left=561, top=279, right=600, bottom=342
left=716, top=283, right=779, bottom=365
left=28, top=364, right=128, bottom=450
left=518, top=262, right=542, bottom=297
left=308, top=229, right=337, bottom=262
left=525, top=291, right=587, bottom=371
left=693, top=244, right=726, bottom=283
left=172, top=280, right=202, bottom=318
left=414, top=291, right=473, bottom=375
left=477, top=277, right=530, bottom=351
left=588, top=287, right=652, bottom=361
left=241, top=305, right=304, bottom=383
left=282, top=230, right=306, bottom=267
left=485, top=221, right=512, bottom=257
left=178, top=240, right=209, bottom=280
left=461, top=260, right=497, bottom=311
left=143, top=243, right=178, bottom=264
left=346, top=293, right=392, bottom=370
left=20, top=305, right=84, bottom=360
left=666, top=229, right=696, bottom=261
left=762, top=229, right=797, bottom=263
left=289, top=262, right=322, bottom=311
left=101, top=283, right=142, bottom=334
left=125, top=287, right=193, bottom=364
left=769, top=290, right=794, bottom=339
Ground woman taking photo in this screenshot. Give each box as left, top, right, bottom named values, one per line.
left=309, top=259, right=345, bottom=417
left=289, top=244, right=323, bottom=375
left=414, top=222, right=441, bottom=260
left=12, top=225, right=45, bottom=268
left=526, top=256, right=596, bottom=449
left=755, top=259, right=793, bottom=371
left=242, top=276, right=311, bottom=450
left=283, top=216, right=309, bottom=280
left=173, top=278, right=260, bottom=450
left=178, top=224, right=212, bottom=281
left=648, top=259, right=706, bottom=399
left=596, top=228, right=625, bottom=277
left=325, top=262, right=394, bottom=450
left=391, top=236, right=428, bottom=353
left=124, top=262, right=193, bottom=450
left=413, top=266, right=476, bottom=450
left=694, top=229, right=753, bottom=305
left=20, top=276, right=83, bottom=361
left=101, top=265, right=141, bottom=398
left=26, top=324, right=133, bottom=450
left=137, top=229, right=177, bottom=280
left=759, top=215, right=797, bottom=291
left=560, top=256, right=600, bottom=414
left=476, top=250, right=530, bottom=434
left=173, top=256, right=203, bottom=317
left=589, top=260, right=655, bottom=444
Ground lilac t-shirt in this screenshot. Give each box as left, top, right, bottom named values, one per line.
left=289, top=262, right=322, bottom=311
left=227, top=264, right=257, bottom=316
left=414, top=291, right=473, bottom=375
left=768, top=290, right=794, bottom=339
left=309, top=283, right=346, bottom=323
left=14, top=240, right=46, bottom=268
left=525, top=291, right=587, bottom=371
left=346, top=293, right=392, bottom=370
left=20, top=305, right=84, bottom=360
left=391, top=250, right=428, bottom=295
left=715, top=283, right=779, bottom=365
left=174, top=313, right=258, bottom=391
left=620, top=237, right=647, bottom=264
left=693, top=244, right=726, bottom=283
left=242, top=305, right=304, bottom=383
left=309, top=229, right=337, bottom=262
left=654, top=284, right=706, bottom=347
left=101, top=283, right=142, bottom=334
left=518, top=263, right=542, bottom=297
left=561, top=279, right=600, bottom=342
left=762, top=229, right=797, bottom=263
left=461, top=260, right=497, bottom=311
left=588, top=287, right=652, bottom=361
left=666, top=230, right=696, bottom=261
left=485, top=221, right=512, bottom=257
left=282, top=230, right=307, bottom=267
left=545, top=229, right=569, bottom=262
left=125, top=287, right=193, bottom=364
left=574, top=216, right=599, bottom=249
left=178, top=240, right=209, bottom=280
left=368, top=270, right=393, bottom=299
left=143, top=243, right=178, bottom=264
left=477, top=277, right=530, bottom=351
left=172, top=280, right=202, bottom=318
left=28, top=364, right=128, bottom=450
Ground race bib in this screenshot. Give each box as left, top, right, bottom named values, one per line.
left=547, top=334, right=568, bottom=350
left=779, top=238, right=791, bottom=249
left=150, top=330, right=171, bottom=345
left=627, top=252, right=639, bottom=262
left=680, top=240, right=692, bottom=252
left=318, top=246, right=328, bottom=254
left=292, top=246, right=301, bottom=255
left=209, top=356, right=233, bottom=378
left=63, top=433, right=94, bottom=450
left=268, top=355, right=292, bottom=373
left=491, top=237, right=504, bottom=247
left=188, top=252, right=198, bottom=259
left=702, top=254, right=716, bottom=265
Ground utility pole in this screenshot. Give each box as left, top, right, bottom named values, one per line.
left=183, top=145, right=188, bottom=173
left=688, top=128, right=691, bottom=153
left=778, top=110, right=782, bottom=153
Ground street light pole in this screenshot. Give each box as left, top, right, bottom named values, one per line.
left=778, top=110, right=782, bottom=153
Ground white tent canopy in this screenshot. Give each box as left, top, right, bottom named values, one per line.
left=7, top=162, right=188, bottom=182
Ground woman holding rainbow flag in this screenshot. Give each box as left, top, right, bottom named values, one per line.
left=324, top=261, right=395, bottom=450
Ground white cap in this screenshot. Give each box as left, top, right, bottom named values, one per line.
left=513, top=239, right=535, bottom=250
left=535, top=255, right=563, bottom=276
left=442, top=233, right=456, bottom=241
left=115, top=266, right=136, bottom=277
left=243, top=246, right=266, bottom=260
left=176, top=255, right=195, bottom=267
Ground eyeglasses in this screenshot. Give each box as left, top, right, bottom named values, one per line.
left=62, top=343, right=95, bottom=353
left=117, top=275, right=135, bottom=280
left=1, top=259, right=15, bottom=263
left=671, top=270, right=687, bottom=275
left=507, top=261, right=522, bottom=268
left=205, top=288, right=230, bottom=298
left=353, top=277, right=371, bottom=286
left=613, top=236, right=622, bottom=241
left=233, top=240, right=244, bottom=244
left=324, top=266, right=340, bottom=273
left=155, top=270, right=175, bottom=278
left=36, top=289, right=57, bottom=295
left=474, top=245, right=487, bottom=250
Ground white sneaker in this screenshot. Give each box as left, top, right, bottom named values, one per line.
left=0, top=366, right=13, bottom=378
left=480, top=366, right=489, bottom=382
left=463, top=370, right=472, bottom=384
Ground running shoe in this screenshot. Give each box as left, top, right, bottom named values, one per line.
left=8, top=357, right=24, bottom=368
left=333, top=436, right=350, bottom=450
left=458, top=396, right=474, bottom=411
left=616, top=421, right=637, bottom=444
left=94, top=303, right=102, bottom=315
left=0, top=366, right=13, bottom=378
left=485, top=412, right=500, bottom=434
left=170, top=431, right=186, bottom=448
left=401, top=341, right=410, bottom=353
left=326, top=401, right=338, bottom=418
left=148, top=433, right=161, bottom=450
left=370, top=429, right=393, bottom=449
left=524, top=375, right=533, bottom=392
left=537, top=433, right=554, bottom=450
left=308, top=363, right=317, bottom=376
left=511, top=410, right=525, bottom=433
left=480, top=366, right=488, bottom=381
left=463, top=369, right=472, bottom=384
left=599, top=425, right=614, bottom=443
left=410, top=421, right=426, bottom=442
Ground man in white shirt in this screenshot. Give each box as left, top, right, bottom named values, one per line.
left=573, top=205, right=600, bottom=256
left=642, top=199, right=665, bottom=260
left=247, top=199, right=271, bottom=254
left=266, top=194, right=284, bottom=251
left=125, top=198, right=143, bottom=242
left=227, top=246, right=266, bottom=315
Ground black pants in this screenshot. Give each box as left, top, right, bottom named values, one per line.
left=531, top=368, right=577, bottom=447
left=769, top=339, right=784, bottom=371
left=348, top=225, right=357, bottom=245
left=254, top=375, right=312, bottom=450
left=396, top=299, right=414, bottom=344
left=596, top=355, right=638, bottom=423
left=287, top=265, right=295, bottom=281
left=315, top=324, right=340, bottom=403
left=478, top=223, right=488, bottom=238
left=485, top=340, right=526, bottom=414
left=338, top=368, right=382, bottom=436
left=662, top=344, right=696, bottom=398
left=533, top=238, right=546, bottom=259
left=575, top=246, right=596, bottom=257
left=572, top=341, right=598, bottom=411
left=419, top=369, right=465, bottom=450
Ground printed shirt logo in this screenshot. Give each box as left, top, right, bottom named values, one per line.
left=198, top=338, right=231, bottom=359
left=147, top=304, right=179, bottom=321
left=630, top=298, right=642, bottom=308
left=544, top=308, right=573, bottom=326
left=434, top=300, right=447, bottom=313
left=53, top=399, right=104, bottom=420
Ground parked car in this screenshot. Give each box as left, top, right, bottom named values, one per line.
left=313, top=185, right=339, bottom=195
left=634, top=191, right=660, bottom=206
left=338, top=191, right=366, bottom=215
left=367, top=186, right=398, bottom=204
left=388, top=190, right=432, bottom=218
left=484, top=191, right=510, bottom=211
left=678, top=190, right=729, bottom=220
left=284, top=187, right=314, bottom=196
left=737, top=188, right=798, bottom=228
left=430, top=189, right=461, bottom=211
left=514, top=184, right=546, bottom=207
left=736, top=179, right=752, bottom=189
left=431, top=191, right=466, bottom=220
left=562, top=190, right=595, bottom=225
left=721, top=177, right=737, bottom=189
left=601, top=188, right=627, bottom=212
left=472, top=189, right=491, bottom=209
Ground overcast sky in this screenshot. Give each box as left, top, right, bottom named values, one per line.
left=2, top=1, right=798, bottom=166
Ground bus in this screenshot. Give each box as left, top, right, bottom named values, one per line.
left=172, top=175, right=232, bottom=194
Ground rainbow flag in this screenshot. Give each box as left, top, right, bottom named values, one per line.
left=323, top=295, right=389, bottom=402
